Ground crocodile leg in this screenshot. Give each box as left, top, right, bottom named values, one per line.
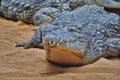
left=33, top=7, right=60, bottom=26
left=79, top=42, right=107, bottom=65
left=105, top=38, right=120, bottom=57
left=16, top=28, right=42, bottom=49
left=81, top=38, right=120, bottom=64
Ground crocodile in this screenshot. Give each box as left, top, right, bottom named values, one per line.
left=0, top=0, right=71, bottom=24
left=16, top=5, right=120, bottom=65
left=70, top=0, right=120, bottom=9
left=0, top=0, right=120, bottom=25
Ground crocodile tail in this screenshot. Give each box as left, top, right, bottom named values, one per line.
left=89, top=0, right=120, bottom=8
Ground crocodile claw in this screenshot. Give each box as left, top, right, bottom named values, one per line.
left=16, top=41, right=30, bottom=49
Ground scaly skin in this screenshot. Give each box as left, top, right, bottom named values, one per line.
left=0, top=0, right=71, bottom=24
left=16, top=5, right=120, bottom=65
left=70, top=0, right=120, bottom=8
left=87, top=0, right=120, bottom=8
left=0, top=0, right=120, bottom=25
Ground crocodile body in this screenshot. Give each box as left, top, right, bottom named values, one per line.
left=0, top=0, right=120, bottom=25
left=0, top=0, right=71, bottom=24
left=16, top=5, right=120, bottom=65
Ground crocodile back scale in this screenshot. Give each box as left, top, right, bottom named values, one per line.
left=0, top=0, right=120, bottom=24
left=0, top=0, right=70, bottom=24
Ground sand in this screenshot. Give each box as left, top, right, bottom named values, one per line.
left=0, top=18, right=120, bottom=80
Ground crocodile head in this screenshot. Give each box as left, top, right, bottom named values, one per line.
left=42, top=24, right=90, bottom=65
left=43, top=25, right=89, bottom=54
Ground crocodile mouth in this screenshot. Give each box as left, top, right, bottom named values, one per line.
left=42, top=38, right=88, bottom=65
left=42, top=36, right=89, bottom=53
left=44, top=45, right=84, bottom=65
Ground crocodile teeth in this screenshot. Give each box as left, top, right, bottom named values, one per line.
left=52, top=42, right=56, bottom=45
left=67, top=39, right=70, bottom=42
left=48, top=41, right=52, bottom=45
left=56, top=43, right=59, bottom=46
left=59, top=39, right=64, bottom=43
left=42, top=40, right=45, bottom=43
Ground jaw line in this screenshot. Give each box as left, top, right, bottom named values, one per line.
left=44, top=44, right=83, bottom=54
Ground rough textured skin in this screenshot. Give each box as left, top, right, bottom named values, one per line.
left=88, top=0, right=120, bottom=8
left=0, top=0, right=120, bottom=24
left=0, top=0, right=71, bottom=24
left=16, top=5, right=120, bottom=65
left=0, top=0, right=45, bottom=23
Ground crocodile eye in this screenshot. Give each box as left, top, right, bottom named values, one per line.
left=67, top=26, right=77, bottom=32
left=67, top=25, right=81, bottom=32
left=68, top=28, right=77, bottom=32
left=67, top=27, right=81, bottom=33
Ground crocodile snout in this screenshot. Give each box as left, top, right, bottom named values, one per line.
left=43, top=34, right=60, bottom=46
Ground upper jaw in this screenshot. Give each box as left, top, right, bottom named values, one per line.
left=42, top=37, right=89, bottom=53
left=42, top=37, right=65, bottom=46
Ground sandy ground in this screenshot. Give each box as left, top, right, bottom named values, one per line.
left=0, top=18, right=120, bottom=80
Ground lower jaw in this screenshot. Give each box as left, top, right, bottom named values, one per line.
left=44, top=45, right=84, bottom=66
